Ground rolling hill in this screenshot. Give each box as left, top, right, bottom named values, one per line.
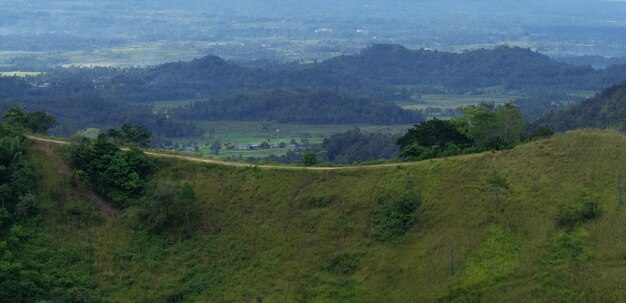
left=536, top=81, right=626, bottom=131
left=64, top=44, right=626, bottom=102
left=10, top=129, right=626, bottom=302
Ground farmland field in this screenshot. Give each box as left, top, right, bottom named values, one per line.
left=0, top=71, right=43, bottom=77
left=175, top=121, right=413, bottom=159
left=397, top=93, right=519, bottom=110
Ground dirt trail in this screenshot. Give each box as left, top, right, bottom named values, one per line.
left=26, top=135, right=426, bottom=171
left=26, top=134, right=486, bottom=171
left=32, top=138, right=122, bottom=218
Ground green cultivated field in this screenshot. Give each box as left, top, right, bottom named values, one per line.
left=27, top=129, right=626, bottom=301
left=0, top=71, right=43, bottom=77
left=190, top=121, right=413, bottom=159
left=397, top=93, right=518, bottom=110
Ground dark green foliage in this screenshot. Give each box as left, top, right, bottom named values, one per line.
left=326, top=253, right=364, bottom=275
left=106, top=123, right=152, bottom=147
left=323, top=128, right=399, bottom=163
left=397, top=104, right=526, bottom=161
left=139, top=182, right=198, bottom=237
left=397, top=119, right=472, bottom=149
left=461, top=103, right=525, bottom=149
left=0, top=113, right=103, bottom=302
left=68, top=135, right=154, bottom=208
left=0, top=127, right=34, bottom=211
left=302, top=152, right=317, bottom=166
left=369, top=192, right=420, bottom=242
left=0, top=77, right=199, bottom=139
left=172, top=89, right=424, bottom=125
left=536, top=81, right=626, bottom=133
left=2, top=105, right=55, bottom=134
left=210, top=141, right=222, bottom=155
left=488, top=172, right=510, bottom=212
left=397, top=119, right=472, bottom=160
left=557, top=201, right=602, bottom=231
left=532, top=126, right=555, bottom=139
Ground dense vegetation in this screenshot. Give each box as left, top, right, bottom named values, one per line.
left=67, top=127, right=155, bottom=208
left=397, top=103, right=526, bottom=160
left=0, top=76, right=200, bottom=138
left=0, top=123, right=104, bottom=302
left=259, top=128, right=401, bottom=165
left=172, top=89, right=423, bottom=125
left=39, top=45, right=626, bottom=102
left=1, top=44, right=625, bottom=143
left=536, top=81, right=626, bottom=132
left=3, top=127, right=626, bottom=302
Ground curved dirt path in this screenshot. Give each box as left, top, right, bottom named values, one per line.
left=26, top=135, right=480, bottom=171
left=31, top=136, right=122, bottom=217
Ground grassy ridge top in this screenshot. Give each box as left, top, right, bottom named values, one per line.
left=32, top=129, right=626, bottom=302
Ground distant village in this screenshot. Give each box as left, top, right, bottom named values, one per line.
left=158, top=140, right=302, bottom=154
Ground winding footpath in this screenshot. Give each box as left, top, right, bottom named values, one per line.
left=25, top=135, right=391, bottom=170
left=26, top=134, right=480, bottom=171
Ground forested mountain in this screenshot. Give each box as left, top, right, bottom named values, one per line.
left=65, top=44, right=626, bottom=103
left=535, top=81, right=626, bottom=131
left=106, top=55, right=378, bottom=102
left=314, top=44, right=626, bottom=92
left=4, top=44, right=626, bottom=139
left=171, top=89, right=422, bottom=124
left=0, top=77, right=199, bottom=138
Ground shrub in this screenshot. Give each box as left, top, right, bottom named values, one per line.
left=369, top=192, right=420, bottom=242
left=557, top=201, right=601, bottom=230
left=532, top=126, right=555, bottom=139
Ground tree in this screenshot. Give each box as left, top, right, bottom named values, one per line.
left=302, top=152, right=317, bottom=166
left=461, top=104, right=499, bottom=149
left=531, top=126, right=554, bottom=139
left=397, top=119, right=471, bottom=160
left=397, top=119, right=472, bottom=149
left=210, top=141, right=222, bottom=155
left=2, top=106, right=55, bottom=134
left=496, top=103, right=525, bottom=144
left=2, top=106, right=28, bottom=128
left=488, top=172, right=509, bottom=212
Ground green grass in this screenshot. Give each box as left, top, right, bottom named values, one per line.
left=396, top=93, right=519, bottom=110
left=26, top=129, right=626, bottom=302
left=188, top=121, right=412, bottom=159
left=0, top=71, right=43, bottom=77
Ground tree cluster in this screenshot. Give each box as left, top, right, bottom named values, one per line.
left=172, top=89, right=424, bottom=125
left=68, top=133, right=154, bottom=208
left=397, top=104, right=526, bottom=160
left=2, top=105, right=55, bottom=134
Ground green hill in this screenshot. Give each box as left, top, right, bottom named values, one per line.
left=536, top=81, right=626, bottom=132
left=10, top=129, right=626, bottom=302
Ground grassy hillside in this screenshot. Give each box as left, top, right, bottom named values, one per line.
left=25, top=129, right=626, bottom=302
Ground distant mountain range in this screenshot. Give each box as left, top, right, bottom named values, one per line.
left=91, top=44, right=626, bottom=102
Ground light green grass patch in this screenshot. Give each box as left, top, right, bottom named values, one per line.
left=0, top=71, right=43, bottom=77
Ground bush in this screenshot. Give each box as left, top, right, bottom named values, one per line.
left=302, top=152, right=317, bottom=166
left=557, top=201, right=601, bottom=230
left=369, top=192, right=420, bottom=242
left=67, top=136, right=154, bottom=208
left=532, top=126, right=555, bottom=139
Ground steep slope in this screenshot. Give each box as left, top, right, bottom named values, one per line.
left=536, top=81, right=626, bottom=131
left=22, top=129, right=626, bottom=302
